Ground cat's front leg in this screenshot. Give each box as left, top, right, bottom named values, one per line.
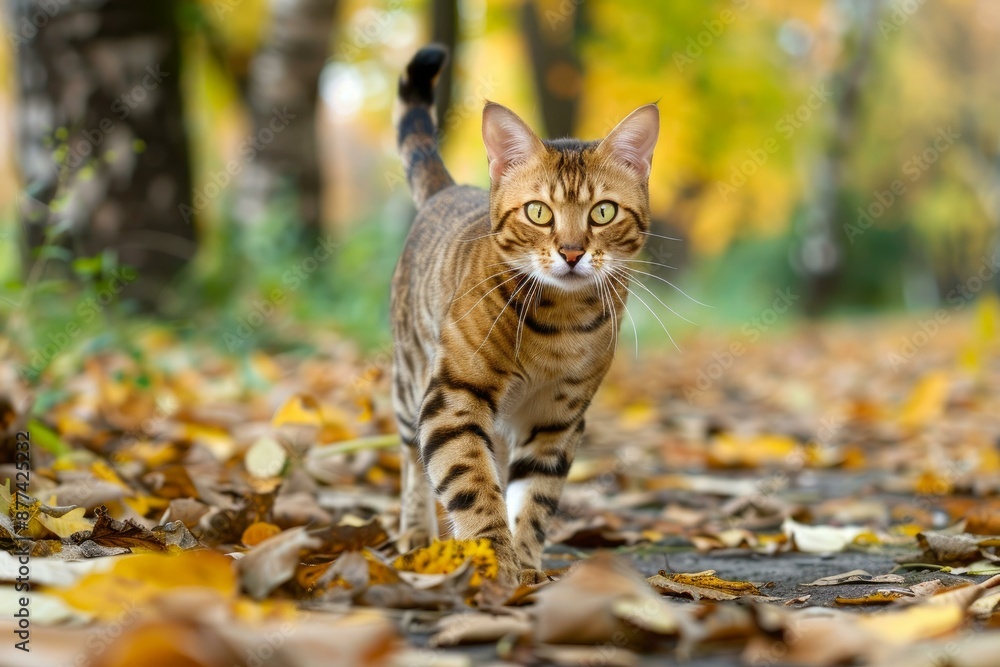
left=416, top=374, right=518, bottom=587
left=507, top=418, right=584, bottom=584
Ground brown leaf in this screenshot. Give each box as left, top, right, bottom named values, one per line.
left=238, top=526, right=321, bottom=599
left=69, top=506, right=166, bottom=552
left=311, top=519, right=388, bottom=559
left=916, top=532, right=1000, bottom=565
left=427, top=610, right=532, bottom=647
left=534, top=553, right=686, bottom=646
left=802, top=569, right=906, bottom=586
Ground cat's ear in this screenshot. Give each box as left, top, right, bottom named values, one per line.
left=482, top=102, right=545, bottom=182
left=598, top=104, right=659, bottom=179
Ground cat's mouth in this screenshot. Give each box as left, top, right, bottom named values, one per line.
left=528, top=250, right=598, bottom=291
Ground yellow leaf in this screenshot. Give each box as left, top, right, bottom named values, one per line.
left=394, top=539, right=497, bottom=586
left=857, top=602, right=965, bottom=643
left=180, top=423, right=234, bottom=460
left=835, top=590, right=908, bottom=605
left=915, top=470, right=953, bottom=495
left=90, top=459, right=129, bottom=489
left=976, top=293, right=1000, bottom=344
left=899, top=372, right=950, bottom=430
left=272, top=393, right=323, bottom=428
left=35, top=506, right=93, bottom=538
left=707, top=433, right=801, bottom=468
left=662, top=570, right=762, bottom=595
left=620, top=401, right=656, bottom=429
left=54, top=550, right=237, bottom=619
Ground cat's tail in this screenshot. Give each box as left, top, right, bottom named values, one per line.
left=396, top=44, right=455, bottom=208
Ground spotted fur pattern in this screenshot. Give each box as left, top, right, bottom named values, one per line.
left=392, top=45, right=659, bottom=587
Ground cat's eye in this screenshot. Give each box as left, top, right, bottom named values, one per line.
left=590, top=201, right=618, bottom=225
left=524, top=201, right=553, bottom=226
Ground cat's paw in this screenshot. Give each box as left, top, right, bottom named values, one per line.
left=519, top=568, right=550, bottom=586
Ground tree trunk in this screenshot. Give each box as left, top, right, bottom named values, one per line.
left=232, top=0, right=337, bottom=243
left=11, top=0, right=194, bottom=309
left=796, top=0, right=882, bottom=315
left=520, top=0, right=584, bottom=139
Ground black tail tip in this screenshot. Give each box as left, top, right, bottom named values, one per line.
left=399, top=44, right=449, bottom=106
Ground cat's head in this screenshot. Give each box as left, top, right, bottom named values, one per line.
left=482, top=102, right=658, bottom=292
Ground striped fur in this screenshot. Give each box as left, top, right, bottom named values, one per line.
left=392, top=45, right=659, bottom=587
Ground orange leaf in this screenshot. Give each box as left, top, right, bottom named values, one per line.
left=242, top=521, right=282, bottom=547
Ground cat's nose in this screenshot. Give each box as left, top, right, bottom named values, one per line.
left=559, top=247, right=585, bottom=268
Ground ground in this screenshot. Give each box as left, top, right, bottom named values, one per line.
left=1, top=306, right=999, bottom=666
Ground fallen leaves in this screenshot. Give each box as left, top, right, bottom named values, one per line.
left=915, top=531, right=1000, bottom=565
left=394, top=538, right=498, bottom=586
left=802, top=569, right=906, bottom=586
left=533, top=553, right=684, bottom=646
left=648, top=569, right=763, bottom=600
left=2, top=310, right=1000, bottom=663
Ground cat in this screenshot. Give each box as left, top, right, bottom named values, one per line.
left=391, top=44, right=658, bottom=587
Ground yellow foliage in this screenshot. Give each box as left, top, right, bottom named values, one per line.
left=707, top=433, right=801, bottom=468
left=272, top=394, right=323, bottom=428
left=53, top=551, right=237, bottom=619
left=899, top=372, right=950, bottom=431
left=394, top=539, right=498, bottom=586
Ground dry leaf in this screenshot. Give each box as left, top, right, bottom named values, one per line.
left=69, top=506, right=166, bottom=552
left=802, top=569, right=906, bottom=586
left=835, top=590, right=911, bottom=605
left=238, top=526, right=321, bottom=599
left=533, top=553, right=685, bottom=646
left=427, top=610, right=532, bottom=647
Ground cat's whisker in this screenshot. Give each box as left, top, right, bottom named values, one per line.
left=453, top=272, right=522, bottom=322
left=605, top=274, right=639, bottom=358
left=599, top=273, right=618, bottom=352
left=616, top=258, right=678, bottom=271
left=613, top=268, right=698, bottom=327
left=639, top=231, right=682, bottom=242
left=615, top=265, right=712, bottom=309
left=476, top=275, right=530, bottom=355
left=592, top=275, right=607, bottom=319
left=457, top=231, right=502, bottom=243
left=515, top=276, right=539, bottom=358
left=451, top=267, right=519, bottom=304
left=607, top=271, right=680, bottom=352
left=482, top=259, right=531, bottom=270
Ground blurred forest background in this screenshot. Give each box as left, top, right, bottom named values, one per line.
left=0, top=0, right=998, bottom=374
